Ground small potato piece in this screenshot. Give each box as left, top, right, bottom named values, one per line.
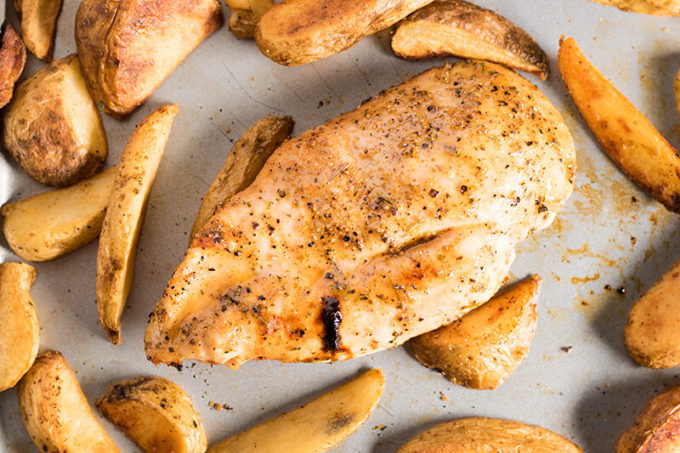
left=398, top=417, right=583, bottom=452
left=96, top=376, right=207, bottom=453
left=392, top=0, right=548, bottom=79
left=15, top=0, right=63, bottom=61
left=208, top=369, right=385, bottom=453
left=190, top=115, right=293, bottom=240
left=76, top=0, right=223, bottom=116
left=558, top=37, right=680, bottom=213
left=2, top=167, right=117, bottom=262
left=0, top=263, right=38, bottom=392
left=18, top=351, right=121, bottom=453
left=625, top=259, right=680, bottom=368
left=255, top=0, right=435, bottom=66
left=97, top=104, right=179, bottom=344
left=588, top=0, right=680, bottom=15
left=618, top=385, right=680, bottom=452
left=410, top=275, right=540, bottom=390
left=228, top=0, right=273, bottom=38
left=3, top=54, right=108, bottom=187
left=0, top=23, right=26, bottom=108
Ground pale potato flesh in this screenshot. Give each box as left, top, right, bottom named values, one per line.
left=618, top=385, right=680, bottom=452
left=208, top=369, right=384, bottom=453
left=2, top=167, right=117, bottom=262
left=398, top=417, right=583, bottom=452
left=97, top=104, right=179, bottom=344
left=14, top=0, right=63, bottom=60
left=18, top=351, right=121, bottom=453
left=96, top=376, right=207, bottom=453
left=558, top=37, right=680, bottom=213
left=589, top=0, right=680, bottom=15
left=410, top=275, right=540, bottom=390
left=0, top=23, right=26, bottom=108
left=0, top=263, right=38, bottom=392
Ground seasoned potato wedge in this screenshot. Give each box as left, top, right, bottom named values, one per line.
left=255, top=0, right=435, bottom=66
left=227, top=0, right=273, bottom=39
left=96, top=376, right=207, bottom=453
left=0, top=263, right=38, bottom=392
left=398, top=417, right=583, bottom=452
left=76, top=0, right=223, bottom=116
left=559, top=37, right=680, bottom=213
left=190, top=115, right=293, bottom=240
left=18, top=351, right=120, bottom=452
left=618, top=384, right=680, bottom=452
left=588, top=0, right=680, bottom=15
left=208, top=369, right=384, bottom=452
left=3, top=54, right=108, bottom=187
left=410, top=275, right=540, bottom=390
left=2, top=167, right=117, bottom=262
left=15, top=0, right=63, bottom=61
left=0, top=23, right=26, bottom=108
left=392, top=0, right=548, bottom=79
left=97, top=104, right=179, bottom=344
left=625, top=259, right=680, bottom=368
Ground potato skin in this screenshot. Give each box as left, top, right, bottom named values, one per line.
left=0, top=23, right=26, bottom=108
left=618, top=385, right=680, bottom=452
left=15, top=0, right=63, bottom=61
left=589, top=0, right=680, bottom=15
left=76, top=0, right=223, bottom=116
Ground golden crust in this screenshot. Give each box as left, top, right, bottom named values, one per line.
left=618, top=385, right=680, bottom=452
left=0, top=23, right=26, bottom=108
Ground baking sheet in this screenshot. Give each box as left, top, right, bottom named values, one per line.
left=2, top=0, right=680, bottom=451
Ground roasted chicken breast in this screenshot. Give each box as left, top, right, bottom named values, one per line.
left=145, top=62, right=575, bottom=368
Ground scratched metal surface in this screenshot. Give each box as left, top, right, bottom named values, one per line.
left=2, top=1, right=680, bottom=451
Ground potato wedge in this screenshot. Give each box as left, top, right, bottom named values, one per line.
left=398, top=417, right=583, bottom=452
left=410, top=275, right=540, bottom=390
left=255, top=0, right=435, bottom=66
left=558, top=37, right=680, bottom=213
left=76, top=0, right=223, bottom=116
left=3, top=54, right=108, bottom=187
left=392, top=0, right=548, bottom=79
left=18, top=351, right=121, bottom=452
left=189, top=115, right=293, bottom=240
left=625, top=259, right=680, bottom=368
left=2, top=167, right=117, bottom=262
left=0, top=262, right=38, bottom=392
left=97, top=104, right=179, bottom=344
left=208, top=369, right=385, bottom=452
left=227, top=0, right=273, bottom=39
left=14, top=0, right=63, bottom=61
left=618, top=384, right=680, bottom=452
left=96, top=376, right=207, bottom=453
left=674, top=68, right=680, bottom=119
left=588, top=0, right=680, bottom=16
left=0, top=23, right=26, bottom=108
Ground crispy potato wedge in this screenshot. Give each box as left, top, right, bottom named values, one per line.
left=3, top=54, right=108, bottom=187
left=76, top=0, right=223, bottom=116
left=0, top=263, right=38, bottom=392
left=625, top=259, right=680, bottom=368
left=618, top=384, right=680, bottom=452
left=18, top=351, right=120, bottom=452
left=398, top=417, right=583, bottom=452
left=255, top=0, right=435, bottom=66
left=410, top=275, right=540, bottom=390
left=14, top=0, right=63, bottom=61
left=558, top=37, right=680, bottom=213
left=392, top=0, right=548, bottom=79
left=208, top=369, right=385, bottom=452
left=96, top=376, right=207, bottom=453
left=0, top=23, right=26, bottom=108
left=190, top=115, right=293, bottom=240
left=588, top=0, right=680, bottom=15
left=2, top=167, right=117, bottom=262
left=97, top=104, right=179, bottom=344
left=675, top=68, right=680, bottom=119
left=227, top=0, right=273, bottom=39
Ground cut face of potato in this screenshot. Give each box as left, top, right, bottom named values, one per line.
left=76, top=0, right=223, bottom=116
left=398, top=417, right=583, bottom=452
left=2, top=167, right=117, bottom=262
left=0, top=263, right=39, bottom=392
left=18, top=351, right=121, bottom=452
left=0, top=23, right=26, bottom=108
left=618, top=385, right=680, bottom=452
left=190, top=115, right=294, bottom=241
left=208, top=369, right=385, bottom=452
left=14, top=0, right=63, bottom=61
left=625, top=259, right=680, bottom=368
left=558, top=37, right=680, bottom=213
left=392, top=0, right=549, bottom=79
left=97, top=104, right=179, bottom=344
left=96, top=376, right=207, bottom=453
left=3, top=54, right=108, bottom=187
left=588, top=0, right=680, bottom=15
left=255, top=0, right=435, bottom=66
left=410, top=275, right=540, bottom=390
